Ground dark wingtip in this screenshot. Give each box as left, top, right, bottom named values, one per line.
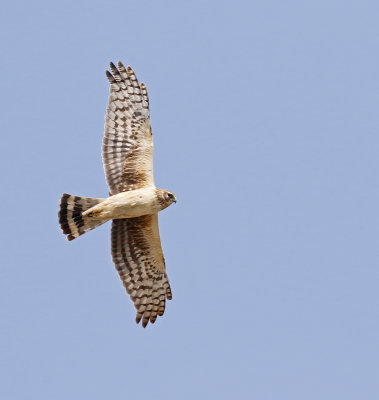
left=105, top=70, right=114, bottom=82
left=117, top=60, right=126, bottom=70
left=109, top=61, right=118, bottom=75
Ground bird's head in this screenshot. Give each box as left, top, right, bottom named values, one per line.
left=156, top=189, right=177, bottom=209
left=156, top=189, right=177, bottom=207
left=163, top=190, right=177, bottom=205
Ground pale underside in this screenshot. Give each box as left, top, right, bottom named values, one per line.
left=82, top=188, right=163, bottom=220
left=102, top=62, right=172, bottom=327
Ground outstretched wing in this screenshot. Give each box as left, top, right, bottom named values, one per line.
left=111, top=214, right=172, bottom=327
left=103, top=61, right=153, bottom=195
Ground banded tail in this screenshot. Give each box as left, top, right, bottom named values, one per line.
left=59, top=194, right=105, bottom=241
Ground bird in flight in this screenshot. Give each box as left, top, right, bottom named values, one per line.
left=58, top=61, right=176, bottom=327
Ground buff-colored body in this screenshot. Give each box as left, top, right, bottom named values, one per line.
left=83, top=187, right=169, bottom=220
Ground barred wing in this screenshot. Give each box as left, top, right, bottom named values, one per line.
left=103, top=62, right=153, bottom=194
left=111, top=215, right=172, bottom=327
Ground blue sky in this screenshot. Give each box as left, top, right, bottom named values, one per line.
left=0, top=1, right=378, bottom=398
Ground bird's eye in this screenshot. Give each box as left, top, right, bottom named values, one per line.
left=167, top=193, right=174, bottom=199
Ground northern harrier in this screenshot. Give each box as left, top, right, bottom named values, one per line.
left=58, top=61, right=176, bottom=328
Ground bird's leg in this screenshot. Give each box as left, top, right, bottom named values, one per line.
left=83, top=209, right=102, bottom=218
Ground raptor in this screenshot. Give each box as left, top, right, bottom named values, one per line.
left=58, top=61, right=176, bottom=328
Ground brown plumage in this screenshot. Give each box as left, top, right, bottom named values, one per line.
left=58, top=61, right=176, bottom=327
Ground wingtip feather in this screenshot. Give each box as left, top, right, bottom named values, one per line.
left=105, top=70, right=114, bottom=82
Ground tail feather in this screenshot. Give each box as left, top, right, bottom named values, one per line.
left=59, top=193, right=105, bottom=241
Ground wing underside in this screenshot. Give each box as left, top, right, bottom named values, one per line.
left=111, top=214, right=172, bottom=327
left=104, top=62, right=172, bottom=327
left=103, top=62, right=154, bottom=194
